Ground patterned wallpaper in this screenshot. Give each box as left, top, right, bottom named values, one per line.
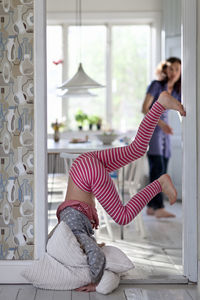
left=0, top=0, right=34, bottom=260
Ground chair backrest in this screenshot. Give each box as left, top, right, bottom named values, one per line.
left=60, top=152, right=80, bottom=159
left=60, top=152, right=80, bottom=174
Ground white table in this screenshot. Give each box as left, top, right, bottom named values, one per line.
left=48, top=138, right=125, bottom=153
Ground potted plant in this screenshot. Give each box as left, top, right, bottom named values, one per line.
left=87, top=115, right=97, bottom=130
left=92, top=116, right=102, bottom=130
left=75, top=110, right=88, bottom=130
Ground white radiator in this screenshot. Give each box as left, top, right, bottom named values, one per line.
left=48, top=153, right=66, bottom=174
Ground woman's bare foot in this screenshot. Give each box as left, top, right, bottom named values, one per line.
left=158, top=91, right=186, bottom=116
left=146, top=207, right=155, bottom=216
left=155, top=208, right=175, bottom=218
left=158, top=174, right=177, bottom=205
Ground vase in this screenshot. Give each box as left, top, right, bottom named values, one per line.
left=97, top=124, right=101, bottom=130
left=54, top=130, right=60, bottom=142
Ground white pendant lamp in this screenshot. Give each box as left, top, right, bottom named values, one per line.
left=58, top=87, right=97, bottom=97
left=59, top=0, right=104, bottom=91
left=58, top=63, right=104, bottom=90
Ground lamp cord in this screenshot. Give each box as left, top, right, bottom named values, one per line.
left=76, top=0, right=82, bottom=63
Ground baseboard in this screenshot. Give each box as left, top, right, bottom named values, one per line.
left=0, top=261, right=32, bottom=283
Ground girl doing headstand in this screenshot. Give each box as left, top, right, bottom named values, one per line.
left=56, top=91, right=186, bottom=292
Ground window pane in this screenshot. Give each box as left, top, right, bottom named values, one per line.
left=47, top=25, right=63, bottom=133
left=67, top=26, right=106, bottom=130
left=112, top=25, right=150, bottom=131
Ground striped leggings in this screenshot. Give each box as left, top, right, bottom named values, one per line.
left=69, top=101, right=165, bottom=225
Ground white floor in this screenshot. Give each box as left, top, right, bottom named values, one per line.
left=0, top=283, right=198, bottom=300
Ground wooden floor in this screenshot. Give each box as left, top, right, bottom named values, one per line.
left=0, top=283, right=198, bottom=300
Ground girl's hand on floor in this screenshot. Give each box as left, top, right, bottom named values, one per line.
left=75, top=283, right=97, bottom=292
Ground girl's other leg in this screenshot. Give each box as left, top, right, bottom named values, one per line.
left=95, top=91, right=186, bottom=174
left=95, top=101, right=165, bottom=173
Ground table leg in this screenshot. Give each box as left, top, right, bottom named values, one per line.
left=49, top=153, right=57, bottom=202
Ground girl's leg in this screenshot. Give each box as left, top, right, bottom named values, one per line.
left=85, top=157, right=163, bottom=225
left=74, top=153, right=175, bottom=225
left=94, top=91, right=185, bottom=173
left=95, top=101, right=165, bottom=173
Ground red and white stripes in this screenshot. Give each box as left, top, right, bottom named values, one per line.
left=61, top=102, right=165, bottom=225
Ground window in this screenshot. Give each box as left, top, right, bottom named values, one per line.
left=68, top=26, right=106, bottom=130
left=47, top=24, right=150, bottom=133
left=112, top=25, right=150, bottom=131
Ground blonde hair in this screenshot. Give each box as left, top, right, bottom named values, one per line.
left=155, top=60, right=167, bottom=80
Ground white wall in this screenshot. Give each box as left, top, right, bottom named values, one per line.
left=162, top=0, right=182, bottom=199
left=197, top=0, right=200, bottom=267
left=47, top=0, right=162, bottom=13
left=162, top=0, right=181, bottom=58
left=162, top=0, right=181, bottom=37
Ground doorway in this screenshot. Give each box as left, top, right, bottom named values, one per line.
left=0, top=0, right=197, bottom=284
left=44, top=0, right=197, bottom=284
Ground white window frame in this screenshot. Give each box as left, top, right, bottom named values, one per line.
left=47, top=12, right=162, bottom=129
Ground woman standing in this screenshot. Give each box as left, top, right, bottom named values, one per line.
left=142, top=57, right=181, bottom=218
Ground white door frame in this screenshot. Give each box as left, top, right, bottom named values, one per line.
left=0, top=0, right=47, bottom=283
left=0, top=0, right=198, bottom=283
left=182, top=0, right=198, bottom=282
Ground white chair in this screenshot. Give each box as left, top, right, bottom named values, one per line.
left=95, top=201, right=115, bottom=242
left=60, top=152, right=80, bottom=176
left=123, top=154, right=148, bottom=239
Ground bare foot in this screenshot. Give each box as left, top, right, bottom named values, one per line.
left=158, top=91, right=186, bottom=116
left=155, top=208, right=176, bottom=218
left=146, top=207, right=155, bottom=215
left=158, top=174, right=177, bottom=205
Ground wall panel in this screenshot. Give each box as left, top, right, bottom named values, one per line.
left=0, top=0, right=34, bottom=260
